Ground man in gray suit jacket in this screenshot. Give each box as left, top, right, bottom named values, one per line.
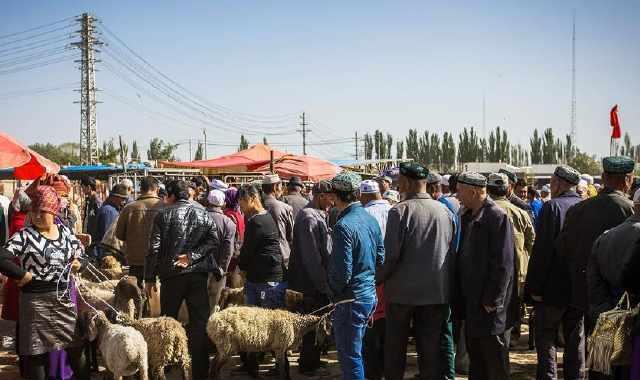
left=377, top=162, right=456, bottom=380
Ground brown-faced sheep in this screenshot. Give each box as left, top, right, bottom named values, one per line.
left=119, top=314, right=191, bottom=380
left=206, top=306, right=331, bottom=380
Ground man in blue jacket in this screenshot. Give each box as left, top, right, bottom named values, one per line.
left=328, top=171, right=385, bottom=380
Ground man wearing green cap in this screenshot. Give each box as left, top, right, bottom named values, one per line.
left=378, top=163, right=456, bottom=380
left=327, top=171, right=385, bottom=380
left=560, top=157, right=635, bottom=331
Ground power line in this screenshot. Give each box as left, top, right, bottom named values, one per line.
left=0, top=82, right=78, bottom=99
left=0, top=23, right=75, bottom=48
left=0, top=34, right=74, bottom=56
left=0, top=53, right=75, bottom=76
left=0, top=46, right=72, bottom=68
left=0, top=16, right=76, bottom=40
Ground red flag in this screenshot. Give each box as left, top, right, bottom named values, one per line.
left=610, top=104, right=621, bottom=139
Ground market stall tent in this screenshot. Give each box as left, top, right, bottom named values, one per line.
left=0, top=132, right=60, bottom=179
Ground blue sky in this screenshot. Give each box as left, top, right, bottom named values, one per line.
left=1, top=0, right=639, bottom=161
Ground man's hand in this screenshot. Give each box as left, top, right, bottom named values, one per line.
left=70, top=259, right=81, bottom=273
left=16, top=272, right=32, bottom=288
left=483, top=305, right=497, bottom=313
left=173, top=254, right=189, bottom=269
left=531, top=294, right=543, bottom=302
left=145, top=282, right=157, bottom=298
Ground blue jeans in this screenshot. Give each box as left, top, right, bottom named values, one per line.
left=244, top=281, right=286, bottom=309
left=333, top=301, right=376, bottom=380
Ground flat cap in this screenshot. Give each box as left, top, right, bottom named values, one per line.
left=331, top=171, right=362, bottom=192
left=287, top=176, right=304, bottom=188
left=312, top=180, right=333, bottom=194
left=262, top=174, right=281, bottom=185
left=110, top=184, right=129, bottom=199
left=360, top=180, right=380, bottom=194
left=603, top=156, right=636, bottom=174
left=426, top=172, right=442, bottom=185
left=487, top=173, right=509, bottom=188
left=375, top=175, right=393, bottom=184
left=457, top=172, right=487, bottom=187
left=399, top=162, right=429, bottom=180
left=498, top=168, right=517, bottom=183
left=553, top=165, right=581, bottom=185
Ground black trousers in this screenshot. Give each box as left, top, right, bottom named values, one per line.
left=161, top=272, right=211, bottom=380
left=128, top=264, right=145, bottom=289
left=363, top=317, right=385, bottom=380
left=466, top=334, right=510, bottom=380
left=29, top=346, right=89, bottom=380
left=298, top=293, right=329, bottom=373
left=534, top=303, right=585, bottom=380
left=384, top=303, right=448, bottom=380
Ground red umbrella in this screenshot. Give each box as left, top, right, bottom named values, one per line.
left=0, top=132, right=60, bottom=179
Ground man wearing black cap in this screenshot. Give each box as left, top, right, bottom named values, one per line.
left=454, top=172, right=514, bottom=380
left=81, top=176, right=101, bottom=241
left=284, top=176, right=309, bottom=220
left=498, top=168, right=534, bottom=221
left=377, top=163, right=456, bottom=380
left=560, top=157, right=635, bottom=334
left=288, top=180, right=334, bottom=376
left=524, top=165, right=583, bottom=380
left=94, top=184, right=129, bottom=259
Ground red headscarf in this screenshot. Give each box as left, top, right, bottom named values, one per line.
left=28, top=185, right=60, bottom=215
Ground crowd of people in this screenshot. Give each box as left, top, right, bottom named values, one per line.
left=0, top=155, right=638, bottom=380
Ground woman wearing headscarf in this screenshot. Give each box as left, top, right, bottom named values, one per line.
left=223, top=187, right=245, bottom=288
left=0, top=186, right=88, bottom=380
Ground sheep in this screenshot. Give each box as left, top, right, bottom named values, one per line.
left=76, top=276, right=144, bottom=319
left=216, top=287, right=304, bottom=311
left=84, top=310, right=149, bottom=380
left=79, top=255, right=124, bottom=282
left=207, top=306, right=332, bottom=380
left=118, top=314, right=191, bottom=380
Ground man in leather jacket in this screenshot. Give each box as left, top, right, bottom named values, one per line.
left=145, top=180, right=220, bottom=380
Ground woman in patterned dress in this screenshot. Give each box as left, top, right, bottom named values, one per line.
left=0, top=185, right=89, bottom=380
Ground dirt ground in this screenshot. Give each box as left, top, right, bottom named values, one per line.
left=0, top=319, right=558, bottom=380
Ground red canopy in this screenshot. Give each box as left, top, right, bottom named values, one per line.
left=0, top=132, right=60, bottom=179
left=251, top=154, right=340, bottom=182
left=161, top=144, right=287, bottom=171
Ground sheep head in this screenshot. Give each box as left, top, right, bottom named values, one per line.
left=101, top=255, right=120, bottom=270
left=82, top=310, right=108, bottom=342
left=114, top=277, right=145, bottom=319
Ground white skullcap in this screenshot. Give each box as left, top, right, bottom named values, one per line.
left=207, top=189, right=226, bottom=207
left=541, top=184, right=551, bottom=193
left=262, top=174, right=281, bottom=185
left=580, top=174, right=594, bottom=185
left=634, top=188, right=640, bottom=204
left=120, top=178, right=134, bottom=188
left=441, top=174, right=451, bottom=186
left=359, top=180, right=380, bottom=194
left=577, top=179, right=588, bottom=188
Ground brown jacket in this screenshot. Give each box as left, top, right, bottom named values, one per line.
left=115, top=194, right=161, bottom=266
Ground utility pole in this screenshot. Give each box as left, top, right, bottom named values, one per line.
left=202, top=129, right=207, bottom=160
left=570, top=9, right=577, bottom=146
left=355, top=131, right=359, bottom=161
left=73, top=13, right=101, bottom=165
left=297, top=112, right=310, bottom=155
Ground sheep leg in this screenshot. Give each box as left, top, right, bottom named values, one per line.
left=152, top=365, right=166, bottom=380
left=138, top=363, right=149, bottom=380
left=209, top=354, right=227, bottom=380
left=276, top=351, right=290, bottom=380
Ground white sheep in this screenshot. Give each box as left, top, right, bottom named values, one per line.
left=118, top=314, right=191, bottom=380
left=85, top=310, right=149, bottom=380
left=207, top=306, right=332, bottom=380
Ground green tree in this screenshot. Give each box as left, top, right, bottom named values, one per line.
left=565, top=135, right=575, bottom=163
left=262, top=137, right=268, bottom=145
left=238, top=135, right=249, bottom=151
left=405, top=129, right=419, bottom=160
left=441, top=132, right=456, bottom=172
left=542, top=128, right=556, bottom=164
left=396, top=141, right=404, bottom=159
left=530, top=129, right=543, bottom=164
left=194, top=143, right=204, bottom=160
left=385, top=134, right=393, bottom=159
left=363, top=133, right=374, bottom=160
left=130, top=140, right=141, bottom=162
left=620, top=132, right=634, bottom=158
left=569, top=151, right=601, bottom=175
left=147, top=138, right=178, bottom=161
left=28, top=143, right=81, bottom=166
left=99, top=138, right=119, bottom=163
